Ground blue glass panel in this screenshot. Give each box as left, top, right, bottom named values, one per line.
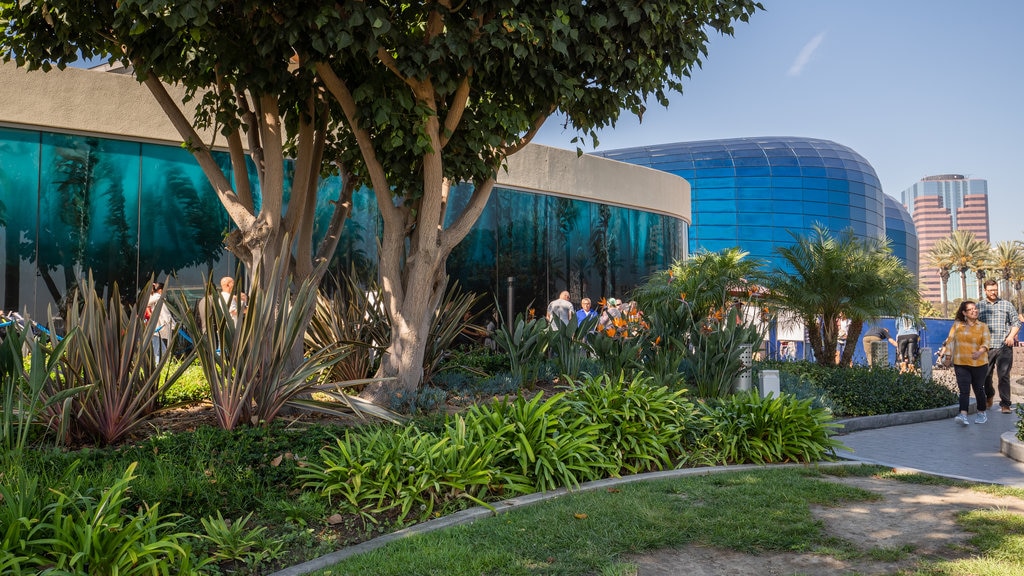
left=0, top=127, right=41, bottom=312
left=826, top=179, right=850, bottom=192
left=734, top=157, right=770, bottom=167
left=765, top=155, right=799, bottom=166
left=772, top=177, right=803, bottom=188
left=696, top=177, right=737, bottom=189
left=695, top=167, right=736, bottom=178
left=740, top=200, right=776, bottom=213
left=821, top=157, right=845, bottom=168
left=770, top=187, right=802, bottom=202
left=693, top=157, right=733, bottom=168
left=829, top=203, right=851, bottom=219
left=701, top=224, right=738, bottom=239
left=697, top=199, right=737, bottom=213
left=802, top=177, right=828, bottom=190
left=735, top=176, right=772, bottom=187
left=736, top=187, right=772, bottom=199
left=801, top=166, right=827, bottom=177
left=699, top=212, right=738, bottom=226
left=773, top=213, right=803, bottom=228
left=740, top=223, right=773, bottom=240
left=803, top=202, right=830, bottom=216
left=770, top=166, right=802, bottom=177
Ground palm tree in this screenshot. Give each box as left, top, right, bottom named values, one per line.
left=927, top=237, right=956, bottom=317
left=991, top=240, right=1024, bottom=300
left=945, top=230, right=990, bottom=303
left=764, top=225, right=919, bottom=367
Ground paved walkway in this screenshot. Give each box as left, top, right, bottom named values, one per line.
left=836, top=406, right=1024, bottom=487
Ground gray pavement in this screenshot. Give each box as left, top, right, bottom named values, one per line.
left=836, top=405, right=1024, bottom=487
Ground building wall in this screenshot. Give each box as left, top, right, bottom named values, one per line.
left=904, top=174, right=990, bottom=305
left=0, top=60, right=691, bottom=319
left=594, top=137, right=907, bottom=272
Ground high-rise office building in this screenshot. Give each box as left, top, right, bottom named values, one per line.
left=902, top=174, right=989, bottom=304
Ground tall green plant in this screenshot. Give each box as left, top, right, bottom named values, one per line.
left=0, top=321, right=81, bottom=455
left=179, top=250, right=399, bottom=429
left=305, top=272, right=389, bottom=384
left=683, top=308, right=764, bottom=398
left=493, top=312, right=548, bottom=386
left=56, top=274, right=196, bottom=445
left=547, top=314, right=599, bottom=380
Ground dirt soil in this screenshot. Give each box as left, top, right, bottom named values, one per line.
left=628, top=475, right=1024, bottom=576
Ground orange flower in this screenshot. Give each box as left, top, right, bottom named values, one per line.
left=599, top=297, right=607, bottom=306
left=655, top=336, right=662, bottom=346
left=613, top=317, right=627, bottom=327
left=605, top=327, right=617, bottom=337
left=679, top=292, right=687, bottom=301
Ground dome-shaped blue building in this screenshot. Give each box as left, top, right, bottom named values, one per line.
left=596, top=137, right=914, bottom=272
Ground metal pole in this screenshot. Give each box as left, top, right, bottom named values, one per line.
left=506, top=276, right=515, bottom=324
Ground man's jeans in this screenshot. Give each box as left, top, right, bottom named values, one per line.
left=985, top=346, right=1014, bottom=408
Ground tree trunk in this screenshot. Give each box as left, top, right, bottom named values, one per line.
left=840, top=319, right=865, bottom=367
left=361, top=260, right=448, bottom=404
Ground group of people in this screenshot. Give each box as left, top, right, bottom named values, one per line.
left=145, top=276, right=247, bottom=362
left=937, top=280, right=1021, bottom=426
left=545, top=291, right=638, bottom=337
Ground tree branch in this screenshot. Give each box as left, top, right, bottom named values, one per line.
left=138, top=72, right=255, bottom=232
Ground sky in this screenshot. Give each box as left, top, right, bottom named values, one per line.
left=532, top=0, right=1024, bottom=244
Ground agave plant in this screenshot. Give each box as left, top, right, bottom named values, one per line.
left=52, top=274, right=196, bottom=445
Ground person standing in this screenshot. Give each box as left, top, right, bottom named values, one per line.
left=147, top=282, right=175, bottom=363
left=576, top=297, right=597, bottom=325
left=546, top=290, right=574, bottom=330
left=860, top=325, right=897, bottom=367
left=895, top=314, right=920, bottom=372
left=977, top=279, right=1021, bottom=414
left=938, top=301, right=990, bottom=425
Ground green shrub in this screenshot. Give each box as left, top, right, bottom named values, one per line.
left=300, top=421, right=502, bottom=523
left=388, top=386, right=448, bottom=415
left=815, top=366, right=957, bottom=417
left=564, top=373, right=697, bottom=474
left=434, top=347, right=510, bottom=378
left=462, top=392, right=611, bottom=492
left=696, top=391, right=845, bottom=465
left=4, top=462, right=204, bottom=574
left=756, top=361, right=957, bottom=417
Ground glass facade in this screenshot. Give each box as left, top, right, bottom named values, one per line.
left=0, top=126, right=686, bottom=320
left=595, top=137, right=913, bottom=272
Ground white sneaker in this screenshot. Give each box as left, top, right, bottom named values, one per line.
left=975, top=412, right=988, bottom=424
left=955, top=414, right=970, bottom=426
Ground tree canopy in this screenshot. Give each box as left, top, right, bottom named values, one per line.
left=764, top=225, right=920, bottom=367
left=1, top=0, right=763, bottom=399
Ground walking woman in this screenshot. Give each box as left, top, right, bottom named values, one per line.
left=938, top=300, right=991, bottom=425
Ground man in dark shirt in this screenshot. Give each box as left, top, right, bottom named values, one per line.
left=861, top=325, right=897, bottom=367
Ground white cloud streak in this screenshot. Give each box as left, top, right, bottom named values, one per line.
left=787, top=32, right=826, bottom=77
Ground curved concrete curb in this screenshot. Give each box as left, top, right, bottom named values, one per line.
left=1001, top=431, right=1024, bottom=463
left=834, top=404, right=963, bottom=434
left=268, top=461, right=857, bottom=576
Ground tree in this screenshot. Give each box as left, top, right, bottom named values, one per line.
left=991, top=240, right=1024, bottom=301
left=764, top=225, right=919, bottom=367
left=927, top=236, right=956, bottom=317
left=944, top=230, right=990, bottom=303
left=1, top=0, right=762, bottom=400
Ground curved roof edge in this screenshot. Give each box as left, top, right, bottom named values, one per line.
left=500, top=144, right=690, bottom=223
left=0, top=60, right=690, bottom=224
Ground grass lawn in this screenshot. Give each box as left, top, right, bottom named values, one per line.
left=310, top=465, right=1024, bottom=576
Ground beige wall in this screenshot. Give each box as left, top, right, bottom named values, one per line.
left=0, top=60, right=689, bottom=223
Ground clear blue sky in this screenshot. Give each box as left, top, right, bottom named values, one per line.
left=533, top=0, right=1024, bottom=245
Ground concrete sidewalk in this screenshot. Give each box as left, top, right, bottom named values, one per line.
left=836, top=406, right=1024, bottom=487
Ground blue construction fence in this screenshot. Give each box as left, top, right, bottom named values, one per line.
left=764, top=316, right=1001, bottom=367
